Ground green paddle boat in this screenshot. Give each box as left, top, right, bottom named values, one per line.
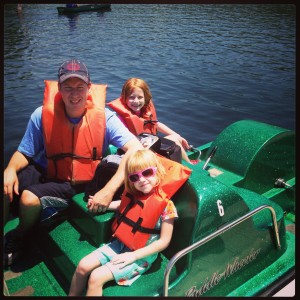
left=4, top=119, right=295, bottom=296
left=57, top=4, right=111, bottom=15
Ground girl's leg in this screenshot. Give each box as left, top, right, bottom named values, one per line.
left=68, top=252, right=101, bottom=296
left=86, top=265, right=114, bottom=296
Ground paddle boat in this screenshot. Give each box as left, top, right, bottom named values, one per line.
left=3, top=119, right=295, bottom=296
left=57, top=4, right=111, bottom=15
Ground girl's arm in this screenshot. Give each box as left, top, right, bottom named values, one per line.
left=107, top=200, right=121, bottom=211
left=157, top=121, right=179, bottom=136
left=157, top=122, right=190, bottom=150
left=110, top=218, right=175, bottom=268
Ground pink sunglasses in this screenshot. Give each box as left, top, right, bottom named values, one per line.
left=128, top=167, right=157, bottom=183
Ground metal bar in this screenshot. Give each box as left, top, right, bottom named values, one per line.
left=163, top=205, right=280, bottom=296
left=3, top=279, right=10, bottom=296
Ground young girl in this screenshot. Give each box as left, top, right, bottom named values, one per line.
left=107, top=78, right=200, bottom=164
left=68, top=149, right=178, bottom=296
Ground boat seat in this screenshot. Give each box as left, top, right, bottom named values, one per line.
left=69, top=178, right=199, bottom=254
left=69, top=193, right=115, bottom=247
left=161, top=181, right=198, bottom=270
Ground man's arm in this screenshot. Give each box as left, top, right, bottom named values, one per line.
left=87, top=137, right=143, bottom=213
left=4, top=151, right=30, bottom=202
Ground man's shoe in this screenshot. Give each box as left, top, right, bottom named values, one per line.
left=4, top=230, right=24, bottom=267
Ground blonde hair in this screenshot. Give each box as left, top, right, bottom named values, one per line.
left=125, top=149, right=165, bottom=196
left=121, top=78, right=153, bottom=117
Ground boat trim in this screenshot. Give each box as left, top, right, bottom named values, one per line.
left=163, top=205, right=280, bottom=296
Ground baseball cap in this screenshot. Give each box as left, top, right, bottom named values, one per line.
left=58, top=59, right=90, bottom=84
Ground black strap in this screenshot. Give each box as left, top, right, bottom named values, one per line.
left=114, top=193, right=160, bottom=235
left=120, top=215, right=160, bottom=234
left=47, top=150, right=102, bottom=178
left=144, top=119, right=158, bottom=125
left=144, top=114, right=158, bottom=126
left=115, top=193, right=136, bottom=226
left=47, top=152, right=102, bottom=161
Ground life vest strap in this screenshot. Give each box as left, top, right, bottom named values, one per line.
left=114, top=193, right=160, bottom=235
left=144, top=117, right=158, bottom=125
left=120, top=215, right=160, bottom=235
left=47, top=152, right=102, bottom=179
left=47, top=152, right=102, bottom=161
left=115, top=193, right=135, bottom=226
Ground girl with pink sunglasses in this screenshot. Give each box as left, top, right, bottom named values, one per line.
left=69, top=149, right=179, bottom=296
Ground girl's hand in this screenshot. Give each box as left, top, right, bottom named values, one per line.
left=180, top=137, right=190, bottom=150
left=111, top=252, right=137, bottom=269
left=86, top=189, right=113, bottom=213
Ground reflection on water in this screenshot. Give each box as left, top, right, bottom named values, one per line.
left=66, top=14, right=80, bottom=31
left=4, top=4, right=295, bottom=165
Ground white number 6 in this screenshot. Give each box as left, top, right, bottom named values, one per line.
left=217, top=200, right=224, bottom=216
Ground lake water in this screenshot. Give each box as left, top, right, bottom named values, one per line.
left=3, top=4, right=296, bottom=165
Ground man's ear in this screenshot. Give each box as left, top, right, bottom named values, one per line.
left=87, top=83, right=92, bottom=93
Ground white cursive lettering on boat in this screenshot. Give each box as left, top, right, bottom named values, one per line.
left=185, top=248, right=261, bottom=297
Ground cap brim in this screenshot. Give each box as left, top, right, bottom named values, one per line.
left=59, top=73, right=89, bottom=84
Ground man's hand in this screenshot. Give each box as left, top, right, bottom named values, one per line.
left=86, top=137, right=142, bottom=214
left=86, top=188, right=114, bottom=213
left=3, top=151, right=29, bottom=202
left=4, top=167, right=19, bottom=202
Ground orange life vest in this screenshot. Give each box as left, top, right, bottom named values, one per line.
left=112, top=156, right=192, bottom=250
left=42, top=80, right=107, bottom=184
left=107, top=97, right=158, bottom=135
left=112, top=188, right=169, bottom=250
left=156, top=154, right=192, bottom=197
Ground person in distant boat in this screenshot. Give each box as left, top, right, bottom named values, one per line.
left=66, top=4, right=78, bottom=8
left=3, top=59, right=142, bottom=267
left=68, top=149, right=179, bottom=296
left=107, top=78, right=199, bottom=164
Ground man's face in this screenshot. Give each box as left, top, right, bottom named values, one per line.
left=59, top=77, right=90, bottom=118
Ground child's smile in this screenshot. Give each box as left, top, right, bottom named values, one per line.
left=126, top=87, right=145, bottom=113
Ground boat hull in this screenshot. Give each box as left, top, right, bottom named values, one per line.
left=57, top=4, right=111, bottom=14
left=4, top=120, right=295, bottom=296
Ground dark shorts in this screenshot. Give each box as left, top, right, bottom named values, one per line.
left=11, top=164, right=85, bottom=221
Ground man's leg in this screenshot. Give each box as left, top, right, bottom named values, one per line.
left=4, top=178, right=79, bottom=267
left=4, top=190, right=42, bottom=267
left=17, top=190, right=42, bottom=234
left=4, top=196, right=10, bottom=225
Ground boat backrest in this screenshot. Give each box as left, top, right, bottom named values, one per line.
left=204, top=120, right=295, bottom=194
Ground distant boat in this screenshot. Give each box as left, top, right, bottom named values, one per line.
left=57, top=4, right=111, bottom=14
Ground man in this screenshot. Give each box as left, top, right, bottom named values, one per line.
left=3, top=59, right=142, bottom=266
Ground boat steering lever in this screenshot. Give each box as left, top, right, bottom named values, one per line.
left=274, top=178, right=293, bottom=189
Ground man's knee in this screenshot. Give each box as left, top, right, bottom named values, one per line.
left=20, top=190, right=40, bottom=207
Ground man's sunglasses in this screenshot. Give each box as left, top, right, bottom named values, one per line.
left=128, top=167, right=157, bottom=183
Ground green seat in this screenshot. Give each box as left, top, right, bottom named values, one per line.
left=69, top=193, right=115, bottom=247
